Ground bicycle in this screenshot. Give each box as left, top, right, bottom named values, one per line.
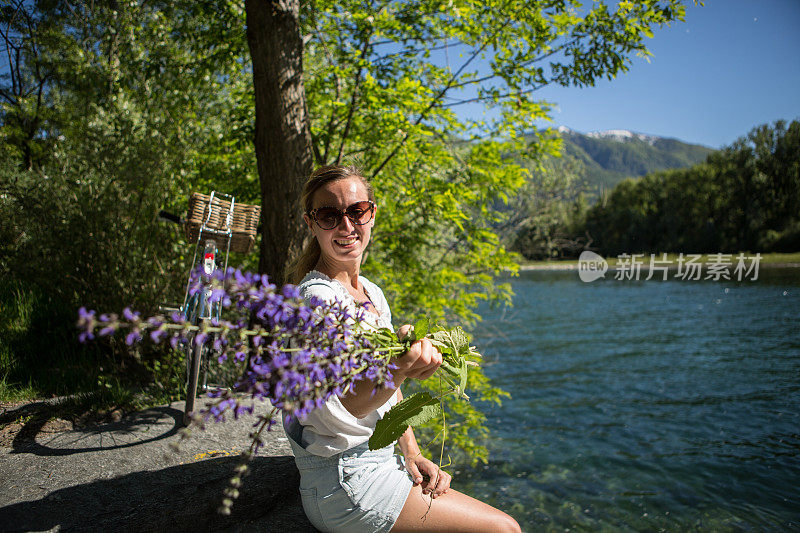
left=159, top=192, right=260, bottom=426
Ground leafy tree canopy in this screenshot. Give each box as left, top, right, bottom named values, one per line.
left=299, top=0, right=694, bottom=320
left=1, top=0, right=696, bottom=462
left=295, top=0, right=695, bottom=461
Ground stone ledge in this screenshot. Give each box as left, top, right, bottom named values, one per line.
left=0, top=400, right=319, bottom=532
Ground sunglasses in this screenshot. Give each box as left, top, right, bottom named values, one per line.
left=309, top=200, right=375, bottom=230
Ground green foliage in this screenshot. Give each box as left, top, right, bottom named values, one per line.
left=370, top=391, right=442, bottom=450
left=2, top=0, right=696, bottom=463
left=301, top=0, right=694, bottom=321
left=0, top=276, right=107, bottom=396
left=582, top=120, right=800, bottom=255
left=402, top=322, right=508, bottom=466
left=506, top=128, right=714, bottom=260
left=369, top=322, right=495, bottom=464
left=141, top=348, right=187, bottom=405
left=559, top=129, right=715, bottom=196
left=0, top=0, right=260, bottom=395
left=506, top=145, right=593, bottom=259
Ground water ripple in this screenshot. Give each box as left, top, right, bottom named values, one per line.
left=462, top=269, right=800, bottom=531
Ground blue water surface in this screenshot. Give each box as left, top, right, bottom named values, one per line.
left=458, top=268, right=800, bottom=531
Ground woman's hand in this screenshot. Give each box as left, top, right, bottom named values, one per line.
left=405, top=453, right=451, bottom=498
left=393, top=324, right=442, bottom=380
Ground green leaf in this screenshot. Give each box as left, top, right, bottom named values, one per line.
left=428, top=329, right=454, bottom=355
left=449, top=326, right=470, bottom=354
left=439, top=359, right=460, bottom=381
left=457, top=358, right=468, bottom=394
left=372, top=327, right=398, bottom=348
left=368, top=392, right=441, bottom=450
left=413, top=317, right=429, bottom=340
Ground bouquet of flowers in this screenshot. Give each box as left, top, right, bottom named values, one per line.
left=77, top=267, right=480, bottom=511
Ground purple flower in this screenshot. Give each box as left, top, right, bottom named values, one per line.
left=77, top=307, right=97, bottom=343
left=125, top=330, right=142, bottom=346
left=213, top=336, right=226, bottom=352
left=281, top=285, right=300, bottom=300
left=149, top=329, right=168, bottom=343
left=77, top=307, right=95, bottom=326
left=307, top=295, right=325, bottom=308
left=234, top=403, right=254, bottom=419
left=77, top=266, right=406, bottom=440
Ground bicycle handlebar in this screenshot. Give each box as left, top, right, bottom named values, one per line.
left=158, top=210, right=183, bottom=225
left=158, top=209, right=263, bottom=233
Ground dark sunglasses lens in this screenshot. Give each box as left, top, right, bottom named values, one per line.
left=346, top=201, right=374, bottom=224
left=314, top=208, right=341, bottom=229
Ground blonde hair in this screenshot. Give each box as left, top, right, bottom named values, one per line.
left=288, top=165, right=375, bottom=284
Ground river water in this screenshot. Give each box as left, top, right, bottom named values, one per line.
left=457, top=268, right=800, bottom=531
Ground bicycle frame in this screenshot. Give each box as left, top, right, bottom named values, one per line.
left=181, top=191, right=236, bottom=321
left=159, top=190, right=258, bottom=426
left=179, top=191, right=238, bottom=424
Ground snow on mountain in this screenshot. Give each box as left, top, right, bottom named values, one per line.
left=585, top=129, right=658, bottom=145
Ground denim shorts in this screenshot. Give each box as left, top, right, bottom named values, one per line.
left=285, top=420, right=413, bottom=533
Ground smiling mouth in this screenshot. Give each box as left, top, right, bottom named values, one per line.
left=334, top=237, right=357, bottom=246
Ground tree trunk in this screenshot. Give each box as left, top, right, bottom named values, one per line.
left=245, top=0, right=314, bottom=285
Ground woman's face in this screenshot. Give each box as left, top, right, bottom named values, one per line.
left=304, top=177, right=375, bottom=269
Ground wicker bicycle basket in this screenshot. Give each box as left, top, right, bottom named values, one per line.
left=185, top=193, right=261, bottom=254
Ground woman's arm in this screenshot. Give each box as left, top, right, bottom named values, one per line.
left=339, top=325, right=442, bottom=418
left=339, top=373, right=403, bottom=418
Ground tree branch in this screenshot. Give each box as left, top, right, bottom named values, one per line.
left=441, top=84, right=546, bottom=108
left=370, top=15, right=515, bottom=179
left=335, top=32, right=372, bottom=165
left=309, top=11, right=341, bottom=164
left=369, top=40, right=456, bottom=63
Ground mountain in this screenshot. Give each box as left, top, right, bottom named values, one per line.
left=555, top=126, right=715, bottom=195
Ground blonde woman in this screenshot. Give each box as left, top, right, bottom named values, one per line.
left=283, top=165, right=521, bottom=533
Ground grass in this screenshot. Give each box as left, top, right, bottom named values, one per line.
left=518, top=251, right=800, bottom=268
left=0, top=280, right=183, bottom=421
left=1, top=370, right=168, bottom=428
left=0, top=376, right=38, bottom=404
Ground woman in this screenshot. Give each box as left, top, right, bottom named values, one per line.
left=283, top=164, right=521, bottom=533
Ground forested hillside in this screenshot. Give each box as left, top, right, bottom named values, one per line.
left=507, top=127, right=714, bottom=259
left=583, top=120, right=800, bottom=256
left=509, top=120, right=799, bottom=260
left=557, top=127, right=714, bottom=194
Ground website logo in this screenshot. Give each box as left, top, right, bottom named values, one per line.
left=578, top=251, right=608, bottom=282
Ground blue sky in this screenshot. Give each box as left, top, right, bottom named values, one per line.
left=533, top=0, right=800, bottom=148
left=481, top=0, right=800, bottom=149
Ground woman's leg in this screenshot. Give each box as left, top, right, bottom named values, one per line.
left=391, top=484, right=521, bottom=533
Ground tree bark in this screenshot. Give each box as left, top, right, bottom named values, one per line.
left=245, top=0, right=314, bottom=285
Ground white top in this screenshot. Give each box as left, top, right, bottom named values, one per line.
left=291, top=270, right=399, bottom=456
